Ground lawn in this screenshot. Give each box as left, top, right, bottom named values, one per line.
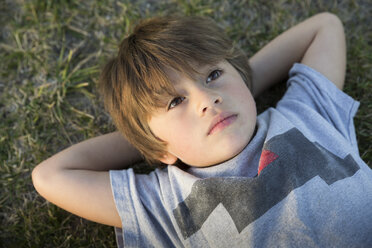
left=1, top=0, right=371, bottom=247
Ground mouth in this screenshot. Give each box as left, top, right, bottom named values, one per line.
left=207, top=113, right=238, bottom=136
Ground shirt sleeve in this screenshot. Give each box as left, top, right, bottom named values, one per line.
left=279, top=63, right=360, bottom=150
left=109, top=168, right=176, bottom=247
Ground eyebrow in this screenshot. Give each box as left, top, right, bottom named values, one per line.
left=189, top=63, right=221, bottom=81
left=166, top=61, right=223, bottom=91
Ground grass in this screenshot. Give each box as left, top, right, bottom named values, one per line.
left=1, top=0, right=371, bottom=247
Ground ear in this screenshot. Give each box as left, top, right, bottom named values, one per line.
left=159, top=152, right=178, bottom=165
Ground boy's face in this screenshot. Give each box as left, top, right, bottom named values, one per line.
left=148, top=60, right=256, bottom=167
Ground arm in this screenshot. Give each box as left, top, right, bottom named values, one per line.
left=249, top=12, right=346, bottom=97
left=32, top=131, right=143, bottom=228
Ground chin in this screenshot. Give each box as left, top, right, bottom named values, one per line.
left=228, top=133, right=252, bottom=157
left=212, top=141, right=248, bottom=165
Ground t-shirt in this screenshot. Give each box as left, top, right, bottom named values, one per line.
left=110, top=63, right=372, bottom=247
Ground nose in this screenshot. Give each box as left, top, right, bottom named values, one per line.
left=197, top=89, right=223, bottom=115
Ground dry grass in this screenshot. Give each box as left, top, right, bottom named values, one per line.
left=1, top=0, right=371, bottom=246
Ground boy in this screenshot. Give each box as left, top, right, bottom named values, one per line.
left=32, top=13, right=372, bottom=247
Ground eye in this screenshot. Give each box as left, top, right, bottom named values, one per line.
left=206, top=69, right=222, bottom=84
left=168, top=96, right=185, bottom=110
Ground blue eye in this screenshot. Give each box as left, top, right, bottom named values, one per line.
left=168, top=96, right=185, bottom=110
left=206, top=69, right=222, bottom=84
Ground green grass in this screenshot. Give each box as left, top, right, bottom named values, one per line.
left=1, top=0, right=371, bottom=246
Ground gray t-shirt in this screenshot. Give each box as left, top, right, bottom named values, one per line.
left=110, top=63, right=372, bottom=247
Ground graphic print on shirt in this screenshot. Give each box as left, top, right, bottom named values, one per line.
left=173, top=128, right=360, bottom=240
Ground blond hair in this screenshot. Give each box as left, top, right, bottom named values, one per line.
left=99, top=15, right=252, bottom=165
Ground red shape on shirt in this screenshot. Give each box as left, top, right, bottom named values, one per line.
left=258, top=150, right=279, bottom=175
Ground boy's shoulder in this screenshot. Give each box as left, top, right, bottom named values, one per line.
left=281, top=63, right=358, bottom=110
left=260, top=63, right=360, bottom=157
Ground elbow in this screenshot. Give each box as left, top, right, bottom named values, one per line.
left=32, top=162, right=54, bottom=197
left=318, top=12, right=344, bottom=29
left=32, top=164, right=46, bottom=196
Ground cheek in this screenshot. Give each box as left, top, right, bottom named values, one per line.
left=166, top=117, right=197, bottom=155
left=226, top=83, right=253, bottom=106
left=151, top=112, right=197, bottom=156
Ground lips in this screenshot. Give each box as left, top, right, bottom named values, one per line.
left=207, top=112, right=238, bottom=135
